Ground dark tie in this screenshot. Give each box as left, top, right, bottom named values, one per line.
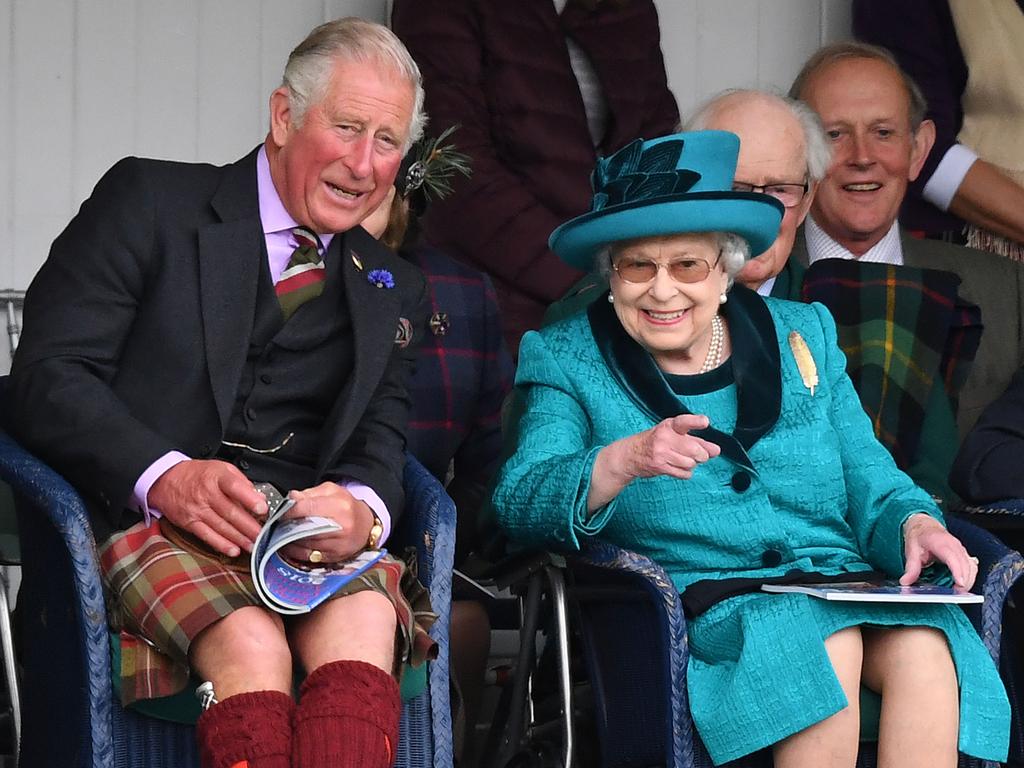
left=275, top=226, right=325, bottom=320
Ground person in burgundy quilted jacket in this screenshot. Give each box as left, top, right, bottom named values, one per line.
left=391, top=0, right=679, bottom=355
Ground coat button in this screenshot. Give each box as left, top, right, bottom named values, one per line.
left=246, top=407, right=257, bottom=420
left=237, top=458, right=250, bottom=471
left=762, top=549, right=783, bottom=567
left=731, top=471, right=751, bottom=492
left=260, top=374, right=272, bottom=385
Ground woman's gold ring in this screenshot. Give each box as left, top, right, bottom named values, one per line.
left=309, top=549, right=325, bottom=564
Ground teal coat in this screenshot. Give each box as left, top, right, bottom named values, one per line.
left=493, top=286, right=1008, bottom=763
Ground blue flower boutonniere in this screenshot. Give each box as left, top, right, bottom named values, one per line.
left=367, top=269, right=395, bottom=289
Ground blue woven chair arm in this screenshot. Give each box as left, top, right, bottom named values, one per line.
left=573, top=540, right=696, bottom=768
left=0, top=428, right=114, bottom=768
left=956, top=498, right=1024, bottom=518
left=947, top=517, right=1024, bottom=664
left=399, top=453, right=455, bottom=768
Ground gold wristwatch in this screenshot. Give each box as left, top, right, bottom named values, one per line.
left=367, top=512, right=384, bottom=550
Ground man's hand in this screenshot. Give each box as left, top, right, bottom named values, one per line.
left=279, top=482, right=375, bottom=565
left=148, top=460, right=268, bottom=557
left=900, top=513, right=979, bottom=589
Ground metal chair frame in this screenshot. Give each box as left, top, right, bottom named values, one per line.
left=0, top=291, right=23, bottom=767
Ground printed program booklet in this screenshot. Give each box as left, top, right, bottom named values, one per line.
left=761, top=581, right=983, bottom=604
left=250, top=494, right=386, bottom=615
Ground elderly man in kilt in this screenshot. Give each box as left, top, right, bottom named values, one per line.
left=6, top=17, right=436, bottom=768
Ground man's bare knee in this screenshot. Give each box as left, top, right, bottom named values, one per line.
left=190, top=606, right=292, bottom=693
left=292, top=591, right=398, bottom=673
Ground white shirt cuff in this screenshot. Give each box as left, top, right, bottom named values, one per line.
left=339, top=481, right=391, bottom=546
left=132, top=451, right=191, bottom=526
left=922, top=144, right=979, bottom=211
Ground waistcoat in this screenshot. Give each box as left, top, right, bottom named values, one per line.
left=216, top=248, right=353, bottom=492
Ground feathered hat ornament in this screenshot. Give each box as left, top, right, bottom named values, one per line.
left=397, top=125, right=472, bottom=210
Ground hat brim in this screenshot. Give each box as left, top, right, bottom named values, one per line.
left=549, top=192, right=784, bottom=271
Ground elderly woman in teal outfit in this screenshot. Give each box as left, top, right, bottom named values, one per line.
left=492, top=131, right=1009, bottom=767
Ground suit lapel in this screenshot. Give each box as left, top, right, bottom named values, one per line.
left=900, top=229, right=927, bottom=269
left=728, top=286, right=783, bottom=453
left=317, top=229, right=403, bottom=470
left=791, top=228, right=811, bottom=268
left=770, top=258, right=807, bottom=301
left=199, top=149, right=264, bottom=430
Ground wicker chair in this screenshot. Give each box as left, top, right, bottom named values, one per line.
left=567, top=518, right=1024, bottom=768
left=0, top=423, right=455, bottom=768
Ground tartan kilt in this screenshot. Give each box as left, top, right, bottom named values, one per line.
left=98, top=520, right=437, bottom=706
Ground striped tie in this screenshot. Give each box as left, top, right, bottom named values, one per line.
left=275, top=227, right=326, bottom=320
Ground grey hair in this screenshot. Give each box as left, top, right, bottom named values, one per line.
left=281, top=17, right=426, bottom=149
left=596, top=232, right=750, bottom=289
left=685, top=88, right=831, bottom=182
left=788, top=41, right=928, bottom=130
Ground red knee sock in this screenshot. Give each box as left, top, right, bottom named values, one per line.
left=293, top=660, right=401, bottom=768
left=195, top=689, right=295, bottom=768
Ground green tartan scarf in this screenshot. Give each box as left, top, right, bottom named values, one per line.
left=801, top=259, right=982, bottom=469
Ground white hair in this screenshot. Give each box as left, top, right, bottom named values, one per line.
left=685, top=88, right=831, bottom=182
left=281, top=17, right=426, bottom=150
left=595, top=232, right=750, bottom=289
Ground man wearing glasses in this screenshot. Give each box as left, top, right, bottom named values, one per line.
left=544, top=88, right=829, bottom=321
left=685, top=89, right=830, bottom=299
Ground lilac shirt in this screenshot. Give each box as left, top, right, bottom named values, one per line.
left=131, top=146, right=391, bottom=544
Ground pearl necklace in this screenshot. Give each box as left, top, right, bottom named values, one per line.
left=699, top=314, right=725, bottom=374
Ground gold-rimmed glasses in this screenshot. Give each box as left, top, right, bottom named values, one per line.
left=612, top=249, right=723, bottom=284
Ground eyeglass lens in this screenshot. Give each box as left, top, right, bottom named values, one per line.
left=733, top=181, right=806, bottom=208
left=614, top=258, right=711, bottom=284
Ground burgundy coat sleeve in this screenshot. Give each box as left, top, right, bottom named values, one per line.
left=392, top=0, right=583, bottom=306
left=392, top=0, right=679, bottom=311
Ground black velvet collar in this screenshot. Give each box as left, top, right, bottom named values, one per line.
left=587, top=283, right=781, bottom=472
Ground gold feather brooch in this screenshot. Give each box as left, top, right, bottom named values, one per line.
left=788, top=331, right=818, bottom=396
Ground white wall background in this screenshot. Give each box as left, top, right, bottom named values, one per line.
left=0, top=0, right=852, bottom=372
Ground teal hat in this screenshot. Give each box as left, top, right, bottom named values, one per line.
left=549, top=130, right=784, bottom=270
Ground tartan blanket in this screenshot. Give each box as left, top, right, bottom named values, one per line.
left=801, top=259, right=982, bottom=469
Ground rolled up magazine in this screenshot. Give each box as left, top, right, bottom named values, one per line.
left=250, top=487, right=386, bottom=615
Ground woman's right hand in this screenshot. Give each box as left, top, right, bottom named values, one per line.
left=587, top=414, right=721, bottom=511
left=622, top=414, right=722, bottom=480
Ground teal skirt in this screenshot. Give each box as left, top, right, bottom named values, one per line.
left=686, top=591, right=1010, bottom=763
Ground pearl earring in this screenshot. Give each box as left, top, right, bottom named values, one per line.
left=719, top=292, right=728, bottom=304
left=607, top=293, right=615, bottom=303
